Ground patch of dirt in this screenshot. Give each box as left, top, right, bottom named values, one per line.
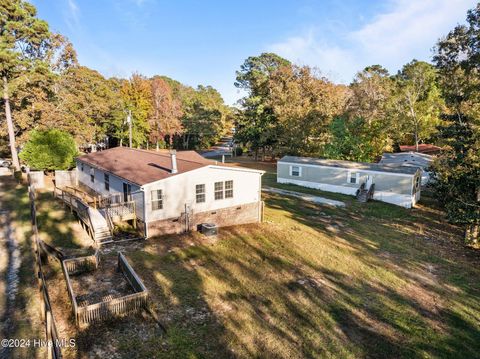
left=70, top=257, right=134, bottom=306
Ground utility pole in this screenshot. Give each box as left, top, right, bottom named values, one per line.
left=127, top=110, right=132, bottom=148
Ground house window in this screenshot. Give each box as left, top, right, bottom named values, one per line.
left=151, top=189, right=163, bottom=210
left=225, top=180, right=233, bottom=198
left=196, top=184, right=206, bottom=203
left=104, top=173, right=110, bottom=191
left=214, top=181, right=224, bottom=200
left=123, top=183, right=131, bottom=202
left=90, top=168, right=94, bottom=183
left=291, top=166, right=301, bottom=177
left=349, top=172, right=358, bottom=184
left=81, top=163, right=84, bottom=172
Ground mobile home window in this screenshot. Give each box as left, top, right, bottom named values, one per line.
left=291, top=166, right=301, bottom=177
left=81, top=163, right=84, bottom=172
left=196, top=184, right=206, bottom=203
left=225, top=180, right=233, bottom=198
left=214, top=181, right=224, bottom=200
left=104, top=173, right=110, bottom=191
left=349, top=172, right=358, bottom=184
left=90, top=168, right=95, bottom=183
left=151, top=189, right=163, bottom=210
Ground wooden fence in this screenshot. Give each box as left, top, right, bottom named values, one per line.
left=62, top=252, right=148, bottom=326
left=28, top=185, right=63, bottom=358
left=28, top=171, right=45, bottom=189
left=54, top=170, right=77, bottom=189
left=63, top=251, right=100, bottom=275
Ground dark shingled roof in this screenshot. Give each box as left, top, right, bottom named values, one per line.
left=279, top=156, right=420, bottom=175
left=77, top=147, right=214, bottom=186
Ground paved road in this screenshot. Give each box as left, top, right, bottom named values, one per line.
left=263, top=186, right=346, bottom=207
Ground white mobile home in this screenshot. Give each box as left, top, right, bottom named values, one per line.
left=379, top=152, right=433, bottom=185
left=277, top=156, right=421, bottom=208
left=76, top=147, right=264, bottom=237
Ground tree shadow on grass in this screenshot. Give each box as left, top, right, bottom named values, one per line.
left=35, top=191, right=93, bottom=251
left=0, top=178, right=45, bottom=358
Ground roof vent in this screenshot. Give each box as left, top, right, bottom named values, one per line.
left=170, top=150, right=178, bottom=174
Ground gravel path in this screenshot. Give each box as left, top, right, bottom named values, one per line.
left=263, top=186, right=346, bottom=207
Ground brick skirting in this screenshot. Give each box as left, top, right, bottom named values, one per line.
left=146, top=201, right=263, bottom=238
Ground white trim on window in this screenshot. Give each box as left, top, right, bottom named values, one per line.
left=290, top=165, right=302, bottom=177
left=347, top=171, right=360, bottom=184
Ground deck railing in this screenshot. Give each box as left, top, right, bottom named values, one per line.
left=106, top=201, right=136, bottom=222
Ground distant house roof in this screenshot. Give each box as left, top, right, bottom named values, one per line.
left=77, top=147, right=213, bottom=186
left=278, top=156, right=420, bottom=175
left=399, top=144, right=441, bottom=154
left=379, top=152, right=433, bottom=169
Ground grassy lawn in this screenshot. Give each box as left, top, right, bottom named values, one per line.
left=14, top=158, right=480, bottom=358
left=0, top=176, right=46, bottom=358
left=122, top=158, right=480, bottom=358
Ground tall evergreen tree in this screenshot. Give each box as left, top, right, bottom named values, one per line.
left=432, top=4, right=480, bottom=245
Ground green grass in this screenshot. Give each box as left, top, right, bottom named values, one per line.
left=15, top=158, right=480, bottom=358
left=120, top=187, right=480, bottom=358
left=0, top=177, right=46, bottom=358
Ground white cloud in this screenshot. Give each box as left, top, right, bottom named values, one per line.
left=267, top=0, right=476, bottom=83
left=65, top=0, right=80, bottom=32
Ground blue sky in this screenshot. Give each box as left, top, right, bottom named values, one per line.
left=34, top=0, right=476, bottom=105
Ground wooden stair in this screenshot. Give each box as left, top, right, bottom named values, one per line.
left=356, top=183, right=375, bottom=203
left=88, top=207, right=112, bottom=242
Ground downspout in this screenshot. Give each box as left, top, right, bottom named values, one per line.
left=141, top=186, right=148, bottom=239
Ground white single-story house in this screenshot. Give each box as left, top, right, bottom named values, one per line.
left=277, top=156, right=422, bottom=208
left=379, top=152, right=433, bottom=185
left=76, top=147, right=264, bottom=238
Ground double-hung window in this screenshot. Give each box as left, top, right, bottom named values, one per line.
left=104, top=173, right=110, bottom=191
left=90, top=168, right=95, bottom=183
left=214, top=182, right=224, bottom=200
left=349, top=172, right=358, bottom=184
left=151, top=189, right=163, bottom=210
left=225, top=180, right=233, bottom=198
left=196, top=184, right=206, bottom=203
left=291, top=166, right=301, bottom=177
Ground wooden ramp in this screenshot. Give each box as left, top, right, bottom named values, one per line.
left=54, top=186, right=112, bottom=243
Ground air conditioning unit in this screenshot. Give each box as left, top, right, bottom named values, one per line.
left=199, top=223, right=218, bottom=236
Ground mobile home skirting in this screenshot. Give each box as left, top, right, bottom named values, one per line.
left=146, top=201, right=262, bottom=238
left=277, top=178, right=416, bottom=208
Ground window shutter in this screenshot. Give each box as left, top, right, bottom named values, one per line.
left=347, top=172, right=351, bottom=183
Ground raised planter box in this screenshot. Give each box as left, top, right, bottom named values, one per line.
left=62, top=252, right=148, bottom=326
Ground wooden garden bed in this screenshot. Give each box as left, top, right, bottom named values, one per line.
left=62, top=252, right=148, bottom=326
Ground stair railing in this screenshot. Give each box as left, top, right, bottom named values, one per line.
left=367, top=183, right=375, bottom=200
left=356, top=182, right=366, bottom=198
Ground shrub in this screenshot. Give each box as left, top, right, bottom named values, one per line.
left=234, top=147, right=243, bottom=156
left=19, top=129, right=78, bottom=170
